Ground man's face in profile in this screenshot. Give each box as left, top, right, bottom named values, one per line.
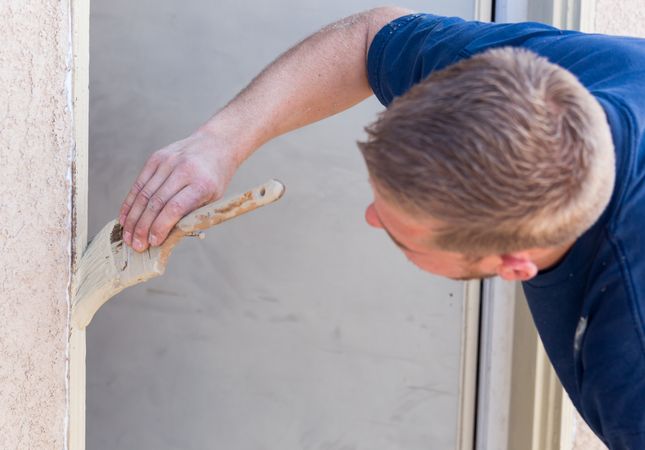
left=364, top=185, right=499, bottom=281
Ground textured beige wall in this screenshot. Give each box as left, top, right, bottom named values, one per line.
left=0, top=1, right=73, bottom=449
left=594, top=0, right=645, bottom=37
left=573, top=412, right=607, bottom=450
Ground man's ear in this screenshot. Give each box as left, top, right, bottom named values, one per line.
left=496, top=252, right=538, bottom=281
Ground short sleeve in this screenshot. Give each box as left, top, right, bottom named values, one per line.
left=366, top=14, right=563, bottom=106
left=367, top=13, right=475, bottom=106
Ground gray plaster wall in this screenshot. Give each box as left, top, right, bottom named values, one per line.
left=0, top=1, right=73, bottom=448
left=88, top=1, right=475, bottom=449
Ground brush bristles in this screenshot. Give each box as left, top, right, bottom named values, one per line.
left=72, top=220, right=164, bottom=329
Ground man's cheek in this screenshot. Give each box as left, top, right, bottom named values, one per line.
left=407, top=254, right=438, bottom=272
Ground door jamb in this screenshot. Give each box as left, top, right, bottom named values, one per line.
left=68, top=0, right=89, bottom=448
left=475, top=1, right=594, bottom=449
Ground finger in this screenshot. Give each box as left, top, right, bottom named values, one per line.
left=131, top=172, right=189, bottom=252
left=148, top=184, right=209, bottom=247
left=119, top=156, right=160, bottom=225
left=122, top=164, right=173, bottom=248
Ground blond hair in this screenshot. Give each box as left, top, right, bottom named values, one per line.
left=358, top=47, right=615, bottom=255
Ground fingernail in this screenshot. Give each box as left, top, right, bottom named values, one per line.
left=133, top=238, right=143, bottom=252
left=123, top=231, right=131, bottom=245
left=149, top=235, right=158, bottom=246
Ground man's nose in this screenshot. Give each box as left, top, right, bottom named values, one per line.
left=365, top=203, right=383, bottom=229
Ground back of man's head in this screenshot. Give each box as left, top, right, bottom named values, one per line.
left=359, top=47, right=615, bottom=255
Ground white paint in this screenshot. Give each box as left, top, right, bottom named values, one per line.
left=68, top=0, right=91, bottom=446
left=496, top=0, right=529, bottom=22
left=457, top=280, right=482, bottom=450
left=476, top=278, right=517, bottom=450
left=64, top=0, right=75, bottom=447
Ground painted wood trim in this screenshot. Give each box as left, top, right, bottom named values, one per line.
left=456, top=280, right=481, bottom=450
left=520, top=1, right=591, bottom=448
left=530, top=340, right=572, bottom=450
left=505, top=283, right=573, bottom=450
left=559, top=394, right=575, bottom=450
left=69, top=0, right=90, bottom=448
left=507, top=286, right=574, bottom=450
left=464, top=2, right=493, bottom=445
left=494, top=1, right=596, bottom=448
left=551, top=0, right=580, bottom=29
left=71, top=0, right=89, bottom=274
left=578, top=0, right=597, bottom=32
left=476, top=278, right=517, bottom=450
left=474, top=0, right=495, bottom=21
left=545, top=0, right=595, bottom=31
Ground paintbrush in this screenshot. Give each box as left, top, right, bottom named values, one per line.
left=71, top=179, right=285, bottom=329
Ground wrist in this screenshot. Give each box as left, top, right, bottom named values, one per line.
left=197, top=103, right=271, bottom=167
left=193, top=123, right=247, bottom=174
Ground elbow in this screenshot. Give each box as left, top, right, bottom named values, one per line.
left=366, top=5, right=415, bottom=21
left=363, top=6, right=414, bottom=51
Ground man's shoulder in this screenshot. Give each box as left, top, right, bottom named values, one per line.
left=368, top=12, right=645, bottom=107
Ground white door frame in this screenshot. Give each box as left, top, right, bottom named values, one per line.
left=475, top=1, right=594, bottom=449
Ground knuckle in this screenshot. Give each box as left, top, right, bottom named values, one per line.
left=122, top=222, right=134, bottom=235
left=136, top=187, right=154, bottom=203
left=123, top=214, right=138, bottom=231
left=131, top=181, right=145, bottom=196
left=164, top=152, right=179, bottom=164
left=123, top=194, right=135, bottom=207
left=134, top=197, right=148, bottom=208
left=148, top=225, right=160, bottom=238
left=149, top=225, right=166, bottom=243
left=193, top=177, right=217, bottom=198
left=166, top=199, right=185, bottom=217
left=176, top=162, right=195, bottom=179
left=148, top=152, right=162, bottom=164
left=133, top=224, right=149, bottom=240
left=146, top=194, right=165, bottom=212
left=126, top=191, right=139, bottom=206
left=149, top=149, right=170, bottom=165
left=192, top=181, right=211, bottom=198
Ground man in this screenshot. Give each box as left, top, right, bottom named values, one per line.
left=118, top=7, right=645, bottom=448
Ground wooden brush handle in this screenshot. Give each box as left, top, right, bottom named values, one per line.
left=175, top=179, right=285, bottom=234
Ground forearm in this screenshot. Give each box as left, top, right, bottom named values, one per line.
left=120, top=6, right=412, bottom=251
left=197, top=6, right=412, bottom=167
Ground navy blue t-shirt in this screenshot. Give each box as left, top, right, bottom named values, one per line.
left=367, top=13, right=645, bottom=449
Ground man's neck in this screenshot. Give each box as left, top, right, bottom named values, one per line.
left=530, top=240, right=577, bottom=272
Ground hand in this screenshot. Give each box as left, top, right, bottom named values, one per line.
left=119, top=129, right=238, bottom=252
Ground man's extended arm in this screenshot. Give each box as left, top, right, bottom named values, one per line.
left=119, top=6, right=411, bottom=252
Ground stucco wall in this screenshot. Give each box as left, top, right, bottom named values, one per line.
left=594, top=0, right=645, bottom=38
left=0, top=1, right=73, bottom=448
